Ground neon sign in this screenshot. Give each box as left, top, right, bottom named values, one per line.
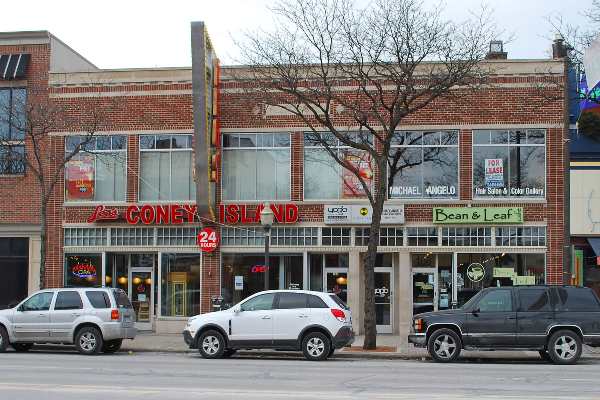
left=72, top=264, right=97, bottom=279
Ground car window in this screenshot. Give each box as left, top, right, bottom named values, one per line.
left=476, top=290, right=513, bottom=312
left=86, top=291, right=111, bottom=309
left=54, top=291, right=83, bottom=310
left=556, top=288, right=600, bottom=311
left=113, top=289, right=133, bottom=309
left=518, top=289, right=551, bottom=312
left=241, top=293, right=275, bottom=312
left=329, top=294, right=349, bottom=310
left=308, top=295, right=328, bottom=308
left=21, top=292, right=54, bottom=311
left=277, top=293, right=308, bottom=309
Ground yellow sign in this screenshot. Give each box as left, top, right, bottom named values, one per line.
left=493, top=268, right=516, bottom=278
left=513, top=275, right=536, bottom=285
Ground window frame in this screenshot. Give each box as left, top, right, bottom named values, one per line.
left=138, top=134, right=195, bottom=202
left=221, top=132, right=291, bottom=201
left=472, top=129, right=546, bottom=200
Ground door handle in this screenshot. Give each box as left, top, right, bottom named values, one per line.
left=261, top=315, right=271, bottom=320
left=506, top=316, right=516, bottom=320
left=71, top=313, right=81, bottom=317
left=298, top=315, right=308, bottom=318
left=38, top=313, right=46, bottom=317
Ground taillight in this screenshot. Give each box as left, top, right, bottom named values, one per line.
left=414, top=318, right=424, bottom=333
left=111, top=309, right=120, bottom=320
left=331, top=308, right=346, bottom=322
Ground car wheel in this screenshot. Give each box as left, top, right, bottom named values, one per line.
left=328, top=347, right=335, bottom=357
left=547, top=330, right=582, bottom=365
left=427, top=328, right=462, bottom=363
left=102, top=339, right=123, bottom=354
left=198, top=330, right=226, bottom=359
left=539, top=350, right=552, bottom=362
left=222, top=349, right=237, bottom=358
left=12, top=343, right=33, bottom=352
left=302, top=332, right=331, bottom=361
left=0, top=326, right=8, bottom=353
left=75, top=326, right=104, bottom=355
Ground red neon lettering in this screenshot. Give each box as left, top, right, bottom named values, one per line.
left=126, top=205, right=140, bottom=224
left=156, top=205, right=169, bottom=224
left=285, top=204, right=299, bottom=223
left=241, top=205, right=253, bottom=224
left=171, top=205, right=184, bottom=224
left=226, top=205, right=239, bottom=224
left=140, top=205, right=155, bottom=225
left=219, top=205, right=225, bottom=224
left=271, top=204, right=284, bottom=223
left=183, top=204, right=197, bottom=223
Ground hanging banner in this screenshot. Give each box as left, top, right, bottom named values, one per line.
left=65, top=154, right=94, bottom=200
left=485, top=158, right=504, bottom=188
left=342, top=150, right=372, bottom=198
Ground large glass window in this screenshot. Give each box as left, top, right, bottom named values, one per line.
left=473, top=130, right=545, bottom=198
left=160, top=253, right=201, bottom=317
left=389, top=131, right=458, bottom=199
left=64, top=254, right=102, bottom=287
left=64, top=135, right=127, bottom=201
left=139, top=134, right=195, bottom=201
left=456, top=253, right=545, bottom=307
left=222, top=133, right=290, bottom=200
left=304, top=132, right=373, bottom=199
left=0, top=88, right=26, bottom=175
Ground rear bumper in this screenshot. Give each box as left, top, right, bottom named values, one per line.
left=408, top=333, right=426, bottom=347
left=333, top=326, right=355, bottom=349
left=103, top=323, right=137, bottom=341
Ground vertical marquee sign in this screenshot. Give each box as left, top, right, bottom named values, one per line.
left=191, top=21, right=220, bottom=223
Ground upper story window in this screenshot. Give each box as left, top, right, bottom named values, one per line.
left=139, top=134, right=195, bottom=201
left=222, top=133, right=290, bottom=201
left=0, top=88, right=26, bottom=175
left=64, top=135, right=127, bottom=202
left=304, top=132, right=373, bottom=200
left=473, top=130, right=545, bottom=198
left=389, top=131, right=459, bottom=199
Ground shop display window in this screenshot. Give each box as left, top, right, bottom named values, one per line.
left=64, top=254, right=102, bottom=287
left=0, top=88, right=26, bottom=175
left=222, top=133, right=290, bottom=201
left=473, top=130, right=545, bottom=198
left=160, top=253, right=201, bottom=317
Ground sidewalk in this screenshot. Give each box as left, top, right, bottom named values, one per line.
left=121, top=333, right=600, bottom=360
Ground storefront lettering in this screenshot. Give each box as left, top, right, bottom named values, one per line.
left=433, top=207, right=523, bottom=224
left=218, top=204, right=298, bottom=224
left=123, top=204, right=197, bottom=224
left=87, top=205, right=120, bottom=223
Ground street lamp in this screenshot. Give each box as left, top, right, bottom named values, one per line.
left=260, top=202, right=274, bottom=291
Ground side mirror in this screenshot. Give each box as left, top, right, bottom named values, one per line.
left=233, top=307, right=241, bottom=314
left=16, top=305, right=24, bottom=312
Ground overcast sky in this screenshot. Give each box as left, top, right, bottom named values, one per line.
left=2, top=0, right=596, bottom=69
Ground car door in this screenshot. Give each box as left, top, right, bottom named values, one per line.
left=272, top=292, right=310, bottom=345
left=12, top=292, right=55, bottom=342
left=50, top=291, right=84, bottom=341
left=516, top=287, right=554, bottom=347
left=229, top=292, right=275, bottom=346
left=465, top=288, right=516, bottom=347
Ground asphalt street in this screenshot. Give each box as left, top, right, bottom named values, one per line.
left=0, top=349, right=600, bottom=399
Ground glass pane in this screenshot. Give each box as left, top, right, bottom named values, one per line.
left=257, top=133, right=274, bottom=147
left=422, top=131, right=440, bottom=145
left=473, top=145, right=509, bottom=197
left=139, top=135, right=155, bottom=149
left=11, top=88, right=27, bottom=140
left=156, top=135, right=171, bottom=149
left=274, top=133, right=290, bottom=147
left=160, top=253, right=201, bottom=317
left=111, top=135, right=126, bottom=150
left=519, top=289, right=550, bottom=311
left=172, top=135, right=190, bottom=149
left=527, top=130, right=545, bottom=144
left=473, top=131, right=490, bottom=145
left=131, top=271, right=152, bottom=322
left=96, top=136, right=111, bottom=150
left=238, top=134, right=256, bottom=147
left=139, top=152, right=160, bottom=200
left=422, top=146, right=458, bottom=198
left=413, top=272, right=434, bottom=315
left=171, top=151, right=192, bottom=200
left=309, top=254, right=323, bottom=291
left=222, top=149, right=257, bottom=200
left=389, top=147, right=423, bottom=198
left=256, top=149, right=277, bottom=199
left=0, top=89, right=9, bottom=139
left=326, top=271, right=348, bottom=303
left=276, top=293, right=307, bottom=309
left=509, top=146, right=545, bottom=197
left=477, top=290, right=512, bottom=312
left=490, top=130, right=508, bottom=144
left=304, top=148, right=339, bottom=199
left=221, top=254, right=279, bottom=308
left=64, top=254, right=102, bottom=287
left=159, top=152, right=171, bottom=200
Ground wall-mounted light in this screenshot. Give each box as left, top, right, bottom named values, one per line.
left=132, top=277, right=142, bottom=285
left=336, top=276, right=347, bottom=285
left=145, top=278, right=152, bottom=285
left=117, top=276, right=128, bottom=285
left=105, top=276, right=112, bottom=285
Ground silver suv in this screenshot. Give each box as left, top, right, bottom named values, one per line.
left=0, top=288, right=137, bottom=355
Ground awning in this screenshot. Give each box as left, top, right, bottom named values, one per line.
left=0, top=54, right=30, bottom=80
left=587, top=238, right=600, bottom=256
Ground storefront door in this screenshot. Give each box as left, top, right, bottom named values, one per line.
left=325, top=268, right=348, bottom=304
left=412, top=268, right=437, bottom=316
left=375, top=267, right=393, bottom=333
left=129, top=267, right=154, bottom=330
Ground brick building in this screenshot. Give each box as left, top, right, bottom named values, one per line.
left=0, top=29, right=568, bottom=340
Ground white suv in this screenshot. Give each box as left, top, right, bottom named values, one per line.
left=183, top=290, right=354, bottom=361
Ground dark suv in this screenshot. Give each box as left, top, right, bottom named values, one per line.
left=409, top=286, right=600, bottom=364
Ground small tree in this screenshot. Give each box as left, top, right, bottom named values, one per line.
left=0, top=92, right=115, bottom=288
left=237, top=0, right=495, bottom=348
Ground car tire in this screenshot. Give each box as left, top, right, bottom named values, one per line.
left=427, top=328, right=462, bottom=363
left=222, top=349, right=237, bottom=358
left=102, top=339, right=123, bottom=354
left=538, top=350, right=552, bottom=362
left=75, top=326, right=104, bottom=355
left=328, top=347, right=335, bottom=357
left=547, top=330, right=582, bottom=365
left=198, top=330, right=226, bottom=359
left=0, top=326, right=8, bottom=353
left=12, top=343, right=33, bottom=352
left=302, top=332, right=331, bottom=361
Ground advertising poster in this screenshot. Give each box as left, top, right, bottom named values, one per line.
left=66, top=154, right=94, bottom=200
left=485, top=158, right=504, bottom=188
left=342, top=150, right=372, bottom=198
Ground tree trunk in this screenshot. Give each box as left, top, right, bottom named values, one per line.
left=39, top=199, right=47, bottom=290
left=362, top=160, right=387, bottom=350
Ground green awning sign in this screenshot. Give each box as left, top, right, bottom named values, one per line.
left=433, top=207, right=523, bottom=224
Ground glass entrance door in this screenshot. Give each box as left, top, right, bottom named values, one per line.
left=375, top=268, right=393, bottom=333
left=325, top=269, right=348, bottom=304
left=412, top=268, right=437, bottom=316
left=129, top=267, right=154, bottom=330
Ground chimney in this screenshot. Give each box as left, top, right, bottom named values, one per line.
left=485, top=40, right=507, bottom=60
left=552, top=34, right=568, bottom=59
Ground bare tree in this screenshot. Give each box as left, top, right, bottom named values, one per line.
left=236, top=0, right=495, bottom=348
left=0, top=92, right=116, bottom=289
